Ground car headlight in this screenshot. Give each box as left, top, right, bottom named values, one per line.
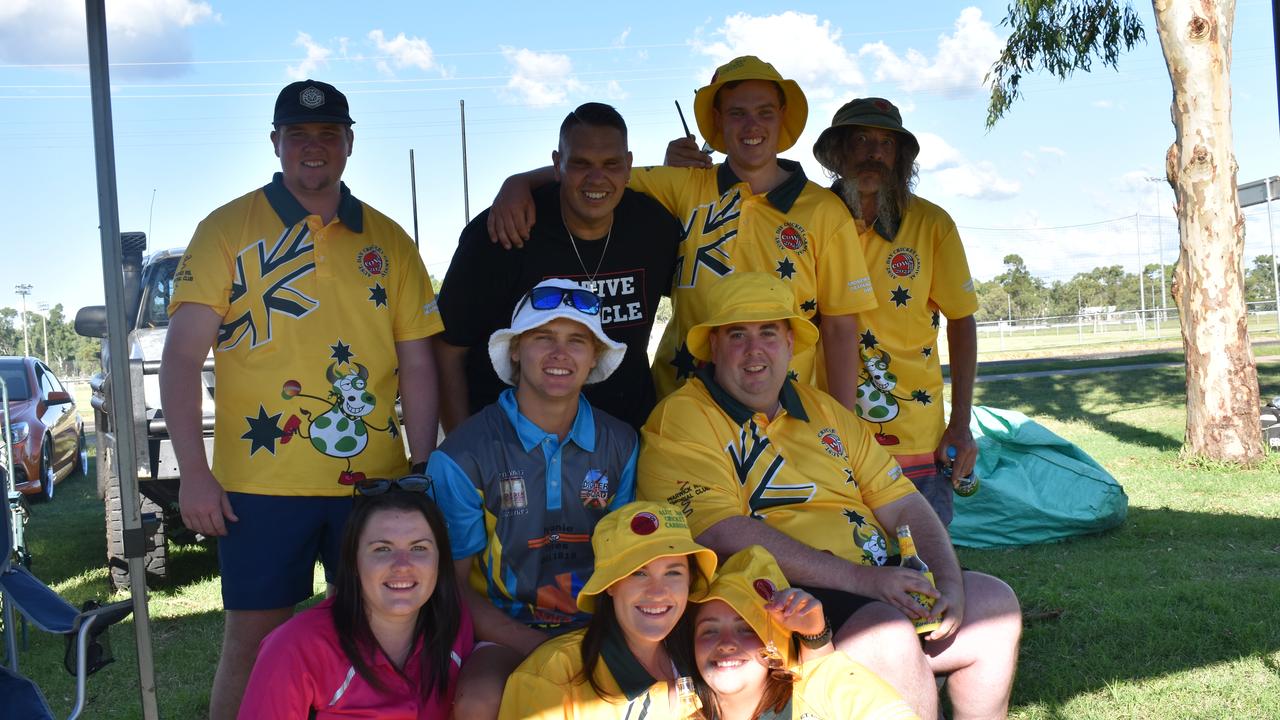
left=8, top=421, right=28, bottom=445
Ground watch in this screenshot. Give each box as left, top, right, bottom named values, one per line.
left=796, top=617, right=832, bottom=649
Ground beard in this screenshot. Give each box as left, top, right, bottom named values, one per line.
left=838, top=167, right=903, bottom=239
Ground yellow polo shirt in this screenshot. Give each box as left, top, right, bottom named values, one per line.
left=637, top=370, right=916, bottom=567
left=788, top=653, right=919, bottom=720
left=499, top=627, right=677, bottom=720
left=819, top=192, right=978, bottom=454
left=170, top=174, right=442, bottom=496
left=629, top=162, right=876, bottom=399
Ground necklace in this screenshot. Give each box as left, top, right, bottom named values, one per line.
left=562, top=216, right=612, bottom=292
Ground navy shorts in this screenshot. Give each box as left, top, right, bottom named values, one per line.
left=899, top=458, right=954, bottom=526
left=218, top=493, right=353, bottom=610
left=794, top=585, right=879, bottom=630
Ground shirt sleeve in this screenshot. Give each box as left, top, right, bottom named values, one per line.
left=437, top=212, right=517, bottom=348
left=627, top=166, right=693, bottom=220
left=388, top=223, right=443, bottom=341
left=426, top=450, right=489, bottom=559
left=928, top=209, right=979, bottom=320
left=814, top=207, right=878, bottom=316
left=637, top=397, right=747, bottom=538
left=840, top=403, right=917, bottom=510
left=169, top=217, right=233, bottom=317
left=497, top=667, right=575, bottom=720
left=237, top=621, right=321, bottom=719
left=609, top=441, right=639, bottom=509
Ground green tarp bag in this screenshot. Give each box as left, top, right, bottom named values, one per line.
left=949, top=406, right=1128, bottom=548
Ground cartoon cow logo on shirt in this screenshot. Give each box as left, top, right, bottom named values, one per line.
left=855, top=350, right=913, bottom=446
left=280, top=361, right=398, bottom=484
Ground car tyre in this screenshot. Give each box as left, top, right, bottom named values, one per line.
left=105, top=477, right=168, bottom=591
left=75, top=429, right=89, bottom=477
left=35, top=436, right=55, bottom=503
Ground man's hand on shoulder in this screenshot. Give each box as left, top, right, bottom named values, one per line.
left=487, top=175, right=538, bottom=249
left=665, top=136, right=713, bottom=168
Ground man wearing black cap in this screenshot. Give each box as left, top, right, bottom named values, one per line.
left=160, top=79, right=443, bottom=719
left=813, top=98, right=980, bottom=529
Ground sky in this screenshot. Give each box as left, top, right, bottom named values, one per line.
left=1, top=0, right=1278, bottom=317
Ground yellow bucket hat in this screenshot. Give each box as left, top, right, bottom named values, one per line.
left=577, top=502, right=719, bottom=613
left=693, top=55, right=808, bottom=154
left=685, top=272, right=819, bottom=363
left=699, top=545, right=796, bottom=667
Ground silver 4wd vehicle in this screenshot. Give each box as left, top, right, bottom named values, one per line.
left=75, top=232, right=213, bottom=589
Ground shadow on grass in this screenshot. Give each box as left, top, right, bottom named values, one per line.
left=974, top=360, right=1280, bottom=454
left=977, top=367, right=1185, bottom=452
left=960, top=506, right=1280, bottom=714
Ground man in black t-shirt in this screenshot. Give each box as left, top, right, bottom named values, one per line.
left=436, top=102, right=682, bottom=431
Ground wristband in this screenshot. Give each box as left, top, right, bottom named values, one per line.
left=795, top=617, right=832, bottom=649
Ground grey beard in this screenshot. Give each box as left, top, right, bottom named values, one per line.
left=839, top=179, right=901, bottom=238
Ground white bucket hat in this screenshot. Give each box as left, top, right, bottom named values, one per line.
left=487, top=278, right=627, bottom=386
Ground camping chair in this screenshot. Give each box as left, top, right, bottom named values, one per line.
left=2, top=464, right=134, bottom=720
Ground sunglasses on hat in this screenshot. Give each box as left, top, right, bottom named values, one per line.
left=353, top=474, right=434, bottom=497
left=515, top=286, right=602, bottom=318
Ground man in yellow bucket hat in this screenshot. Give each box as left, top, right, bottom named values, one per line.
left=485, top=56, right=877, bottom=410
left=638, top=271, right=1021, bottom=720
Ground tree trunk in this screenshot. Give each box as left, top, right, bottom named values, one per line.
left=1154, top=0, right=1263, bottom=462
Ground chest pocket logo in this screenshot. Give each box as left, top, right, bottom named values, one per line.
left=727, top=421, right=815, bottom=517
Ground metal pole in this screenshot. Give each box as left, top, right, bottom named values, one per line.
left=1134, top=214, right=1146, bottom=336
left=2, top=377, right=19, bottom=673
left=14, top=284, right=31, bottom=357
left=409, top=149, right=420, bottom=248
left=83, top=2, right=160, bottom=717
left=1267, top=178, right=1279, bottom=334
left=460, top=99, right=471, bottom=224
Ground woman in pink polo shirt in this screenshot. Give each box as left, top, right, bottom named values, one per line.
left=240, top=478, right=474, bottom=719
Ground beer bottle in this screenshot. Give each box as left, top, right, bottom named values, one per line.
left=896, top=524, right=942, bottom=635
left=943, top=445, right=980, bottom=497
left=675, top=676, right=707, bottom=720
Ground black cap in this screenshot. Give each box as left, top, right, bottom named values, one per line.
left=273, top=79, right=354, bottom=127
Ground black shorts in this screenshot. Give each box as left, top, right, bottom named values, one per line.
left=793, top=584, right=880, bottom=630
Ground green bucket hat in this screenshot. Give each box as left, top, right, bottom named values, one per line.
left=813, top=97, right=920, bottom=173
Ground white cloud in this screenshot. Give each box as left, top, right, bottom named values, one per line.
left=1093, top=99, right=1114, bottom=109
left=502, top=47, right=584, bottom=108
left=613, top=27, right=631, bottom=47
left=368, top=29, right=436, bottom=76
left=917, top=132, right=963, bottom=171
left=930, top=161, right=1022, bottom=200
left=286, top=32, right=332, bottom=80
left=1039, top=146, right=1066, bottom=158
left=0, top=0, right=217, bottom=75
left=859, top=7, right=1003, bottom=97
left=692, top=11, right=864, bottom=101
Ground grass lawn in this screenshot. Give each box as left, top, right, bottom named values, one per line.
left=7, top=360, right=1280, bottom=719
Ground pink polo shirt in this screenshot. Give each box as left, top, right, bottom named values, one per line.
left=240, top=597, right=474, bottom=719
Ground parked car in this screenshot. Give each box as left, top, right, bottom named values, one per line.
left=0, top=356, right=87, bottom=501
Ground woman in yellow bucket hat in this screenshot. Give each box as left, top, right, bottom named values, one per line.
left=690, top=546, right=918, bottom=720
left=498, top=501, right=718, bottom=719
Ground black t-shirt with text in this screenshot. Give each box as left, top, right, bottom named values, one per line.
left=438, top=183, right=681, bottom=430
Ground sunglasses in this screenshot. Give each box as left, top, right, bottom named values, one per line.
left=353, top=474, right=434, bottom=497
left=515, top=286, right=602, bottom=318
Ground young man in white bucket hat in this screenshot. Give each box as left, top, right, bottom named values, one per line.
left=427, top=278, right=639, bottom=718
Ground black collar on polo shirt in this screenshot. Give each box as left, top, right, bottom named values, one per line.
left=263, top=172, right=365, bottom=232
left=695, top=365, right=809, bottom=425
left=716, top=159, right=807, bottom=213
left=600, top=625, right=662, bottom=701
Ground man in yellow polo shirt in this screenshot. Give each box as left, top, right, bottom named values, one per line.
left=637, top=272, right=1020, bottom=720
left=486, top=57, right=876, bottom=409
left=161, top=80, right=442, bottom=720
left=813, top=98, right=980, bottom=526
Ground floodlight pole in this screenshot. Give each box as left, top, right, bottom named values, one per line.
left=14, top=284, right=32, bottom=357
left=84, top=1, right=160, bottom=717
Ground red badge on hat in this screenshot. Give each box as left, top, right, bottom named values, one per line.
left=631, top=512, right=659, bottom=536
